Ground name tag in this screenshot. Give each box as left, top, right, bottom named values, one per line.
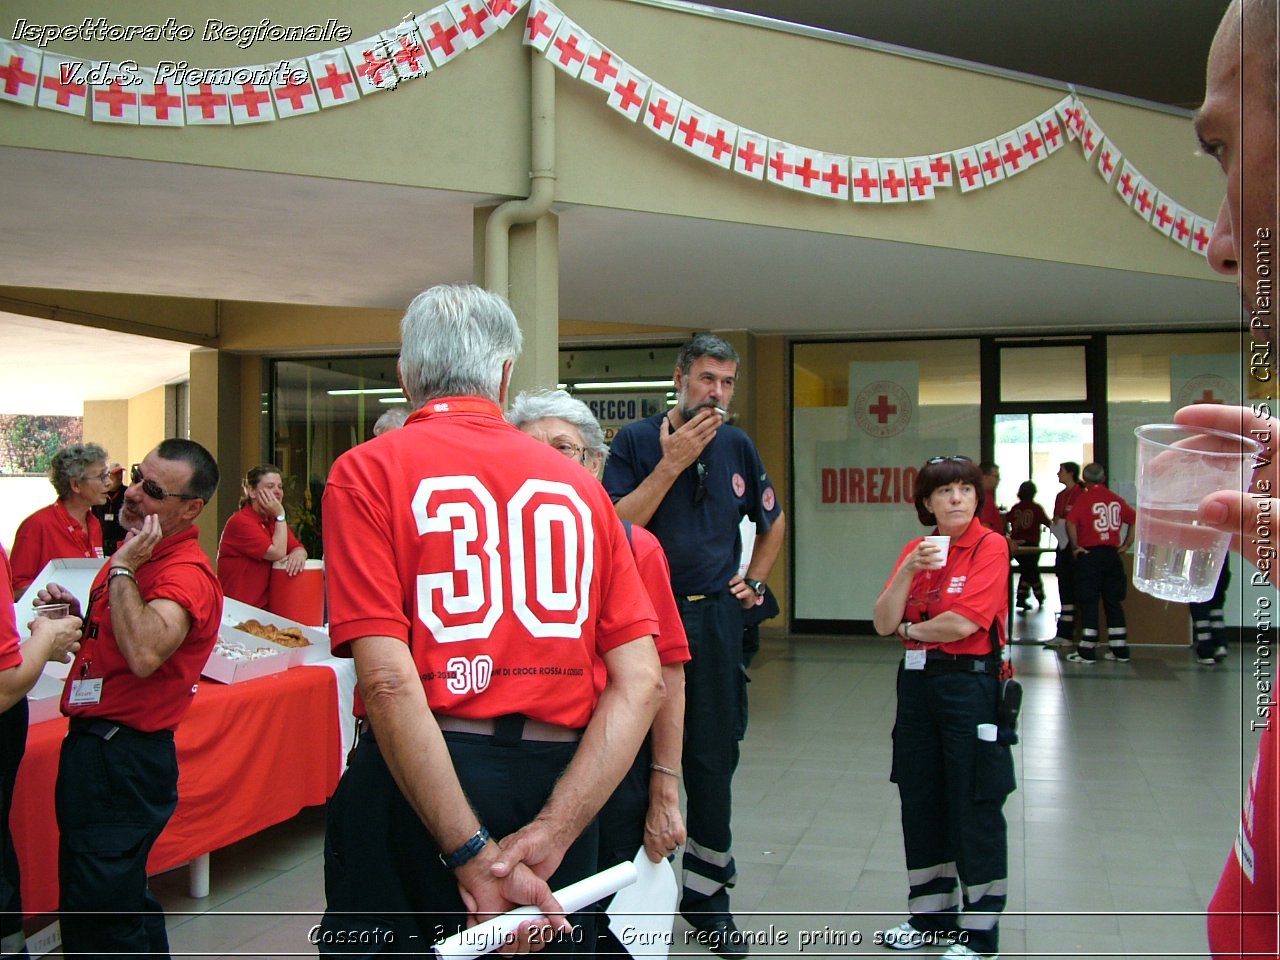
left=68, top=678, right=103, bottom=705
left=904, top=649, right=927, bottom=671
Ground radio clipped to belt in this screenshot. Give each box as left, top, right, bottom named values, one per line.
left=990, top=619, right=1022, bottom=744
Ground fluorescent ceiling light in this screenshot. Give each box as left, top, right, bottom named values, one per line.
left=326, top=388, right=404, bottom=396
left=569, top=379, right=675, bottom=391
left=378, top=396, right=408, bottom=404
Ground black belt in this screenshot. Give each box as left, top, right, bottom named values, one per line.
left=356, top=713, right=581, bottom=744
left=921, top=651, right=997, bottom=675
left=68, top=717, right=174, bottom=741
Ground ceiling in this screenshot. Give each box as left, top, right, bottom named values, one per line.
left=0, top=0, right=1236, bottom=413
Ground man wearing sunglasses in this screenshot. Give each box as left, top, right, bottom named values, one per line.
left=604, top=334, right=785, bottom=958
left=36, top=439, right=222, bottom=957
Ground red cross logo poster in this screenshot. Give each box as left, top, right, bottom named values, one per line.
left=855, top=380, right=912, bottom=439
left=1173, top=355, right=1240, bottom=410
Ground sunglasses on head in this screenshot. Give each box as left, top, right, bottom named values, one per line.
left=927, top=455, right=973, bottom=464
left=131, top=464, right=198, bottom=501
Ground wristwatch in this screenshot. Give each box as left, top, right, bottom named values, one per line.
left=743, top=578, right=766, bottom=597
left=439, top=826, right=491, bottom=869
left=275, top=514, right=286, bottom=522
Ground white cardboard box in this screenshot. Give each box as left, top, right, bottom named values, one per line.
left=27, top=672, right=65, bottom=725
left=15, top=558, right=106, bottom=638
left=220, top=598, right=331, bottom=667
left=202, top=634, right=292, bottom=684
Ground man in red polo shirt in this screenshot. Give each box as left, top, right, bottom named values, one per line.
left=1064, top=462, right=1134, bottom=664
left=38, top=439, right=223, bottom=957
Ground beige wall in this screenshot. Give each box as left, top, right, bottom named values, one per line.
left=126, top=385, right=167, bottom=465
left=82, top=400, right=129, bottom=468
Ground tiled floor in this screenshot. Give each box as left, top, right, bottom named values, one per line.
left=44, top=601, right=1252, bottom=959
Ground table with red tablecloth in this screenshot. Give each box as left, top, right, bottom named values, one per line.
left=13, top=662, right=347, bottom=915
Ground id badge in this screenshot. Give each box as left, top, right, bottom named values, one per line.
left=68, top=678, right=103, bottom=705
left=904, top=649, right=927, bottom=671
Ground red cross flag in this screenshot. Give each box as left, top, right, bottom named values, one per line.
left=878, top=159, right=909, bottom=203
left=36, top=54, right=88, bottom=115
left=1190, top=217, right=1213, bottom=257
left=346, top=36, right=397, bottom=93
left=271, top=61, right=320, bottom=119
left=975, top=139, right=1005, bottom=186
left=952, top=147, right=984, bottom=193
left=524, top=0, right=564, bottom=52
left=1035, top=109, right=1064, bottom=154
left=546, top=16, right=591, bottom=78
left=606, top=65, right=649, bottom=122
left=995, top=132, right=1025, bottom=177
left=581, top=40, right=621, bottom=92
left=1171, top=206, right=1194, bottom=248
left=849, top=157, right=882, bottom=202
left=414, top=9, right=465, bottom=69
left=0, top=40, right=40, bottom=106
left=700, top=111, right=739, bottom=170
left=134, top=68, right=184, bottom=127
left=765, top=140, right=798, bottom=190
left=1054, top=95, right=1077, bottom=141
left=1080, top=115, right=1103, bottom=162
left=733, top=127, right=768, bottom=180
left=1114, top=159, right=1139, bottom=206
left=642, top=82, right=682, bottom=140
left=90, top=67, right=139, bottom=124
left=485, top=0, right=528, bottom=31
left=1150, top=192, right=1177, bottom=237
left=927, top=153, right=953, bottom=189
left=447, top=0, right=495, bottom=48
left=1015, top=121, right=1046, bottom=167
left=182, top=81, right=230, bottom=125
left=673, top=100, right=709, bottom=158
left=818, top=154, right=850, bottom=200
left=1131, top=176, right=1156, bottom=223
left=791, top=146, right=827, bottom=195
left=904, top=157, right=935, bottom=201
left=228, top=79, right=276, bottom=125
left=383, top=23, right=433, bottom=82
left=308, top=50, right=361, bottom=108
left=1095, top=137, right=1119, bottom=183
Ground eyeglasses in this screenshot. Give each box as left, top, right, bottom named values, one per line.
left=693, top=460, right=708, bottom=506
left=927, top=455, right=973, bottom=464
left=550, top=440, right=589, bottom=465
left=130, top=464, right=198, bottom=501
left=86, top=470, right=112, bottom=484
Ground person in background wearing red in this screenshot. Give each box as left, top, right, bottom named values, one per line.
left=215, top=464, right=307, bottom=609
left=10, top=443, right=111, bottom=599
left=0, top=543, right=82, bottom=957
left=977, top=462, right=1003, bottom=532
left=1063, top=463, right=1135, bottom=664
left=1005, top=481, right=1051, bottom=610
left=1042, top=462, right=1084, bottom=648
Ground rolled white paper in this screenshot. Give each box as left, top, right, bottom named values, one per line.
left=433, top=860, right=638, bottom=960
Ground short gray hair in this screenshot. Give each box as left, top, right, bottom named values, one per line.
left=49, top=442, right=108, bottom=499
left=1082, top=462, right=1107, bottom=484
left=506, top=389, right=608, bottom=459
left=398, top=284, right=523, bottom=407
left=373, top=406, right=409, bottom=436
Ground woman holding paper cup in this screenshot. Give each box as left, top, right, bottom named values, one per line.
left=873, top=455, right=1013, bottom=960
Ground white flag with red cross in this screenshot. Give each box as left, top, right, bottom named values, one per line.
left=90, top=66, right=139, bottom=124
left=228, top=78, right=276, bottom=124
left=447, top=0, right=496, bottom=48
left=764, top=140, right=798, bottom=190
left=790, top=146, right=828, bottom=195
left=546, top=17, right=591, bottom=77
left=974, top=139, right=1005, bottom=186
left=994, top=131, right=1026, bottom=177
left=1014, top=121, right=1046, bottom=167
left=732, top=127, right=768, bottom=180
left=1054, top=95, right=1078, bottom=140
left=1035, top=109, right=1064, bottom=154
left=700, top=111, right=739, bottom=169
left=271, top=61, right=320, bottom=118
left=415, top=8, right=465, bottom=69
left=36, top=54, right=89, bottom=115
left=672, top=100, right=709, bottom=159
left=877, top=159, right=909, bottom=203
left=951, top=147, right=984, bottom=193
left=135, top=67, right=184, bottom=126
left=581, top=40, right=622, bottom=91
left=1170, top=205, right=1195, bottom=248
left=524, top=0, right=564, bottom=51
left=383, top=23, right=433, bottom=82
left=606, top=65, right=649, bottom=122
left=345, top=36, right=397, bottom=93
left=849, top=157, right=882, bottom=202
left=642, top=82, right=681, bottom=140
left=1114, top=160, right=1139, bottom=206
left=816, top=154, right=850, bottom=200
left=1189, top=217, right=1214, bottom=257
left=0, top=40, right=41, bottom=106
left=903, top=157, right=935, bottom=201
left=1080, top=115, right=1102, bottom=160
left=926, top=153, right=953, bottom=189
left=1131, top=176, right=1157, bottom=222
left=182, top=81, right=230, bottom=125
left=1150, top=193, right=1177, bottom=237
left=485, top=0, right=528, bottom=31
left=1095, top=138, right=1120, bottom=183
left=308, top=50, right=361, bottom=108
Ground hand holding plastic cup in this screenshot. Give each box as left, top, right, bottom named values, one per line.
left=923, top=535, right=950, bottom=568
left=32, top=603, right=70, bottom=619
left=1132, top=423, right=1263, bottom=602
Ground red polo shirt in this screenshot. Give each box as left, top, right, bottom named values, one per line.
left=10, top=501, right=103, bottom=598
left=216, top=503, right=302, bottom=608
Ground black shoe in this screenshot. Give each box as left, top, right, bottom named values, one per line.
left=691, top=917, right=749, bottom=959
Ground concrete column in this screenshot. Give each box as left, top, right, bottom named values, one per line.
left=189, top=348, right=240, bottom=562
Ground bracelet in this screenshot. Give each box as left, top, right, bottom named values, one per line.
left=108, top=566, right=136, bottom=583
left=650, top=763, right=680, bottom=778
left=439, top=826, right=491, bottom=870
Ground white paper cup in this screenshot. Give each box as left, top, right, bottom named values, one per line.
left=924, top=535, right=951, bottom=567
left=976, top=723, right=998, bottom=742
left=1133, top=424, right=1263, bottom=602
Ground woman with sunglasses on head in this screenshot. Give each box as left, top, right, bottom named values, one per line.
left=215, top=464, right=307, bottom=609
left=9, top=443, right=111, bottom=599
left=872, top=455, right=1014, bottom=960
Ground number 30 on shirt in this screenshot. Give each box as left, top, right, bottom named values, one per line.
left=1091, top=501, right=1123, bottom=536
left=411, top=477, right=596, bottom=643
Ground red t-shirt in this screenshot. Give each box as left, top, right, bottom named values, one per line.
left=1053, top=483, right=1083, bottom=522
left=216, top=503, right=303, bottom=608
left=979, top=497, right=1003, bottom=532
left=61, top=526, right=223, bottom=732
left=323, top=398, right=659, bottom=729
left=10, top=501, right=104, bottom=598
left=1005, top=501, right=1050, bottom=546
left=0, top=546, right=22, bottom=672
left=887, top=517, right=1010, bottom=657
left=1207, top=722, right=1279, bottom=958
left=1067, top=485, right=1135, bottom=549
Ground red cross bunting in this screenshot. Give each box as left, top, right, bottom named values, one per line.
left=881, top=166, right=906, bottom=199
left=553, top=33, right=586, bottom=67
left=1135, top=188, right=1153, bottom=214
left=1154, top=203, right=1174, bottom=228
left=457, top=3, right=491, bottom=39
left=980, top=149, right=1003, bottom=179
left=526, top=11, right=554, bottom=44
left=490, top=0, right=519, bottom=15
left=140, top=83, right=182, bottom=120
left=232, top=83, right=271, bottom=116
left=0, top=54, right=36, bottom=96
left=586, top=49, right=618, bottom=85
left=956, top=155, right=982, bottom=188
left=852, top=165, right=880, bottom=197
left=42, top=71, right=85, bottom=107
left=393, top=35, right=428, bottom=73
left=768, top=149, right=794, bottom=182
left=1082, top=128, right=1097, bottom=152
left=794, top=156, right=820, bottom=189
left=647, top=97, right=675, bottom=131
left=93, top=80, right=137, bottom=117
left=613, top=76, right=642, bottom=113
left=274, top=77, right=313, bottom=109
left=1174, top=215, right=1192, bottom=242
left=1099, top=149, right=1115, bottom=174
left=908, top=165, right=932, bottom=196
left=1193, top=224, right=1211, bottom=251
left=1041, top=118, right=1062, bottom=147
left=1001, top=140, right=1024, bottom=171
left=1021, top=128, right=1044, bottom=159
left=426, top=21, right=461, bottom=57
left=358, top=48, right=393, bottom=83
left=317, top=62, right=355, bottom=99
left=869, top=395, right=897, bottom=424
left=1118, top=172, right=1135, bottom=197
left=736, top=139, right=764, bottom=173
left=705, top=126, right=734, bottom=162
left=929, top=155, right=951, bottom=183
left=676, top=112, right=705, bottom=148
left=821, top=161, right=849, bottom=194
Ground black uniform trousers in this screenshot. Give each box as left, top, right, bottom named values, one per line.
left=320, top=726, right=597, bottom=956
left=55, top=722, right=178, bottom=960
left=1191, top=564, right=1231, bottom=660
left=891, top=665, right=1014, bottom=957
left=1053, top=548, right=1077, bottom=640
left=0, top=699, right=27, bottom=957
left=678, top=593, right=746, bottom=925
left=1074, top=546, right=1128, bottom=647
